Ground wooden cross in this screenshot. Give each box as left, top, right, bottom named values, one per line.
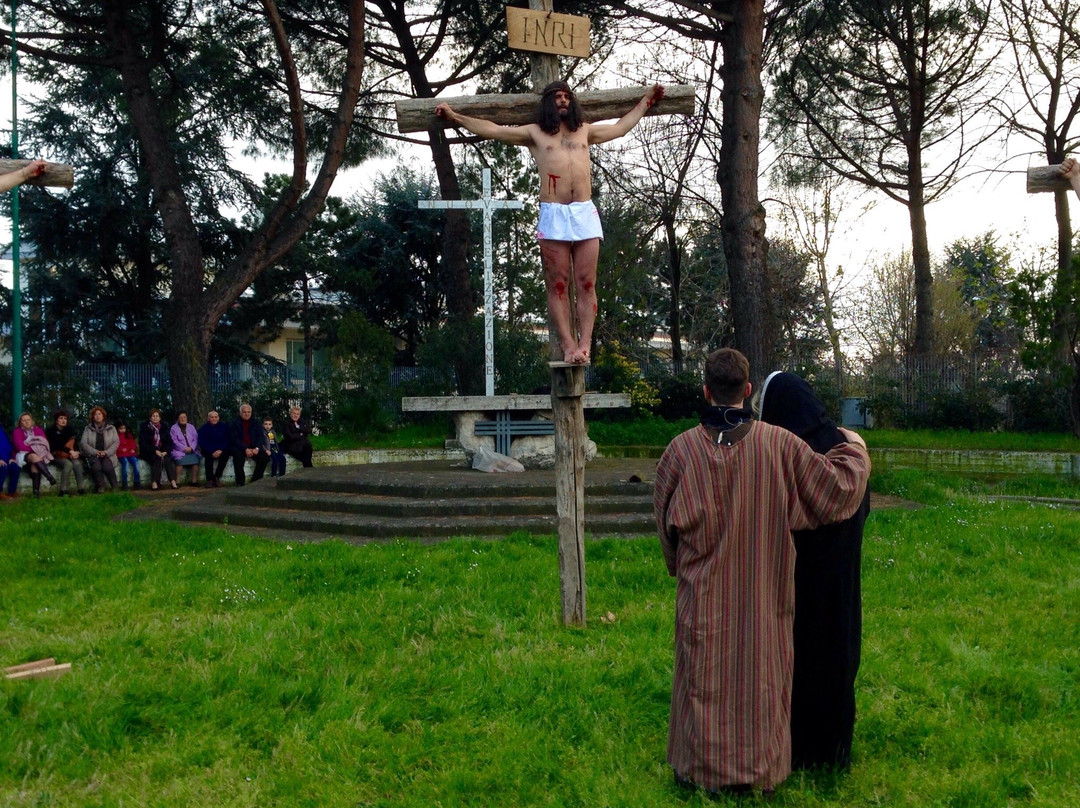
left=394, top=0, right=694, bottom=627
left=419, top=168, right=524, bottom=397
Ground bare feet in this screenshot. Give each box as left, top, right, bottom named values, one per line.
left=564, top=347, right=590, bottom=364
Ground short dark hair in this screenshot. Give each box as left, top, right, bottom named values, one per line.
left=704, top=348, right=750, bottom=405
left=537, top=80, right=583, bottom=135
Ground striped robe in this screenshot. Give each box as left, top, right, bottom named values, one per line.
left=654, top=421, right=870, bottom=791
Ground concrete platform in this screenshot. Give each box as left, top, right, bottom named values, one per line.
left=128, top=458, right=662, bottom=544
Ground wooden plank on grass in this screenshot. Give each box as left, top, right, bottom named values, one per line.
left=5, top=662, right=71, bottom=681
left=4, top=658, right=56, bottom=674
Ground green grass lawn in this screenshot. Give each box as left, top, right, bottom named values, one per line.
left=311, top=415, right=1080, bottom=454
left=2, top=480, right=1078, bottom=807
left=586, top=418, right=1080, bottom=454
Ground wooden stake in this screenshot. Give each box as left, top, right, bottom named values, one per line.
left=551, top=363, right=587, bottom=627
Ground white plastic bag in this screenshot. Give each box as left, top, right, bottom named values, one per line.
left=471, top=444, right=525, bottom=473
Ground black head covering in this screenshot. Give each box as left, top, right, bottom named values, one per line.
left=758, top=371, right=846, bottom=454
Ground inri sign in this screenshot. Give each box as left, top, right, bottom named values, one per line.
left=506, top=7, right=591, bottom=58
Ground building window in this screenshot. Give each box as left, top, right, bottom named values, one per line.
left=286, top=339, right=328, bottom=370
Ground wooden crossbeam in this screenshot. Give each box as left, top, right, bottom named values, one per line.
left=401, top=393, right=630, bottom=412
left=1027, top=164, right=1070, bottom=193
left=0, top=159, right=74, bottom=189
left=395, top=84, right=695, bottom=134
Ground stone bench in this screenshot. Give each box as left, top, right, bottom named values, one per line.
left=401, top=393, right=630, bottom=469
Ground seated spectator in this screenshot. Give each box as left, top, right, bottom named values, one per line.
left=115, top=420, right=141, bottom=490
left=170, top=410, right=202, bottom=486
left=229, top=403, right=270, bottom=486
left=0, top=424, right=20, bottom=500
left=139, top=408, right=177, bottom=491
left=46, top=409, right=86, bottom=496
left=80, top=406, right=119, bottom=492
left=13, top=412, right=58, bottom=498
left=198, top=410, right=230, bottom=488
left=280, top=405, right=315, bottom=468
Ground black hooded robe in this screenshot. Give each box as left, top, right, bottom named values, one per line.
left=759, top=372, right=871, bottom=770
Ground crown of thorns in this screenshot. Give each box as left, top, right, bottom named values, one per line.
left=541, top=81, right=575, bottom=98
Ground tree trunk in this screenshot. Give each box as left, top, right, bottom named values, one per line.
left=111, top=0, right=365, bottom=416
left=107, top=3, right=211, bottom=413
left=812, top=249, right=844, bottom=393
left=909, top=191, right=934, bottom=355
left=664, top=217, right=683, bottom=371
left=164, top=314, right=215, bottom=418
left=428, top=129, right=483, bottom=394
left=1052, top=188, right=1080, bottom=435
left=719, top=1, right=771, bottom=386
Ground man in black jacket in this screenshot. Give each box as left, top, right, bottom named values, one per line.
left=229, top=403, right=270, bottom=486
left=280, top=405, right=314, bottom=468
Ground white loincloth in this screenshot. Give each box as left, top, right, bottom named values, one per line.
left=536, top=200, right=603, bottom=242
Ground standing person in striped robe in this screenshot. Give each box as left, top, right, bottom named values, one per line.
left=654, top=348, right=871, bottom=796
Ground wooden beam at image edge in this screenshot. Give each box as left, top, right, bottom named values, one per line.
left=0, top=158, right=75, bottom=189
left=1027, top=164, right=1071, bottom=193
left=395, top=84, right=696, bottom=134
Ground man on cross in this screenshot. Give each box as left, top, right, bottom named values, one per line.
left=436, top=81, right=665, bottom=364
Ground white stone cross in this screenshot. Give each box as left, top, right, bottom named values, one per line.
left=419, top=168, right=524, bottom=396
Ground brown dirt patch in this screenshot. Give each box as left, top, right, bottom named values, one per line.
left=870, top=492, right=923, bottom=511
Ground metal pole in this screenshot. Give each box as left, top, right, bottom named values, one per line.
left=481, top=169, right=494, bottom=397
left=9, top=0, right=22, bottom=419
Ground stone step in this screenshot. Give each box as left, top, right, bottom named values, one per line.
left=217, top=486, right=652, bottom=518
left=156, top=459, right=661, bottom=543
left=272, top=473, right=651, bottom=500
left=168, top=501, right=654, bottom=540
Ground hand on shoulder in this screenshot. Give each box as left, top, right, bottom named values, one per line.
left=838, top=427, right=866, bottom=450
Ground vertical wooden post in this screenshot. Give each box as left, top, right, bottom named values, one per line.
left=551, top=363, right=587, bottom=625
left=527, top=0, right=588, bottom=627
left=529, top=0, right=560, bottom=93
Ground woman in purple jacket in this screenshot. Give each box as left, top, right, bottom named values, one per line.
left=169, top=410, right=202, bottom=486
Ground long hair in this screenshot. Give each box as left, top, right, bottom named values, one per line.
left=537, top=80, right=583, bottom=135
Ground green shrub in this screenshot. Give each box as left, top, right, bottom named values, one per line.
left=921, top=386, right=1003, bottom=431
left=1004, top=373, right=1072, bottom=433
left=653, top=371, right=705, bottom=420
left=591, top=342, right=658, bottom=418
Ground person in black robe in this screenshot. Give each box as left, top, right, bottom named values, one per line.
left=758, top=371, right=871, bottom=770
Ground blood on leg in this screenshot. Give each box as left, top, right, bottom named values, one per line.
left=540, top=239, right=578, bottom=360
left=571, top=238, right=600, bottom=363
